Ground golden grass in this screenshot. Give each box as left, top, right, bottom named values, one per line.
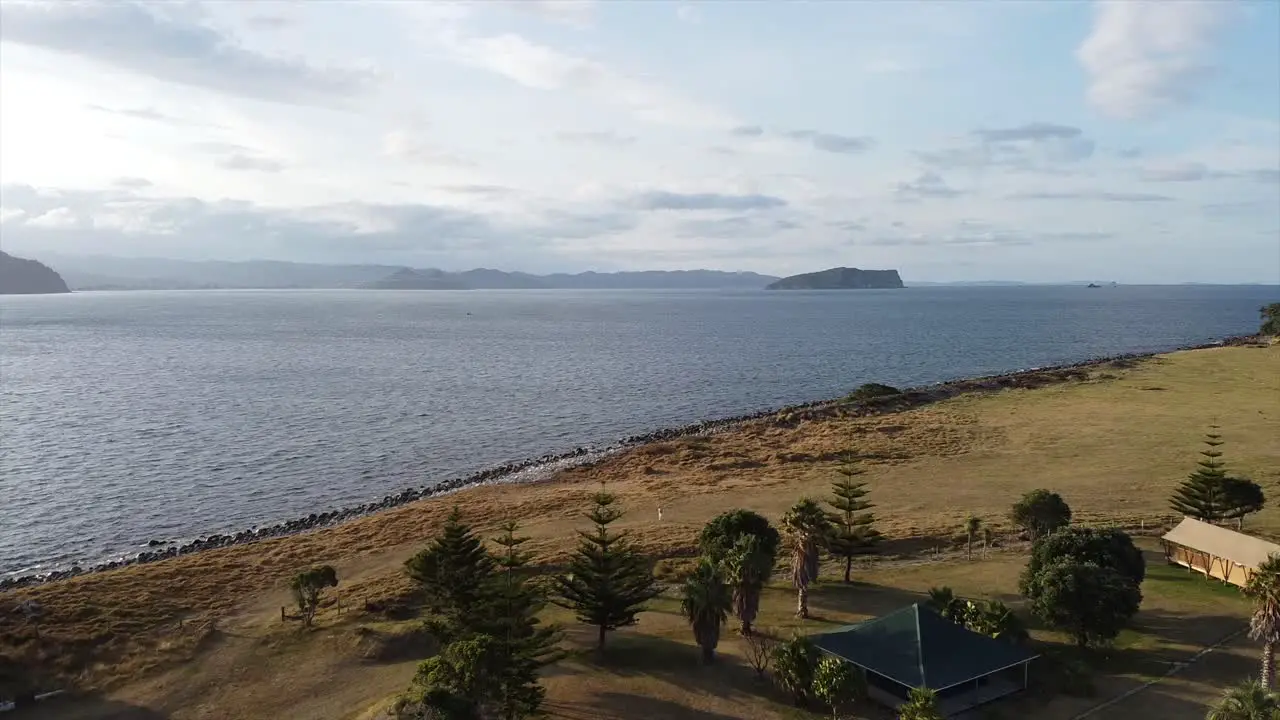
left=3, top=343, right=1278, bottom=718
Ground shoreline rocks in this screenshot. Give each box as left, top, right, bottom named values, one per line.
left=0, top=336, right=1255, bottom=592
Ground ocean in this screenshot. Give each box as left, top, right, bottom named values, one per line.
left=0, top=285, right=1274, bottom=578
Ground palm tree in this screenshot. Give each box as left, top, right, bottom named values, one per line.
left=926, top=586, right=968, bottom=625
left=1206, top=678, right=1280, bottom=720
left=723, top=534, right=774, bottom=636
left=965, top=600, right=1029, bottom=644
left=680, top=559, right=733, bottom=664
left=964, top=515, right=982, bottom=561
left=1246, top=555, right=1280, bottom=689
left=899, top=687, right=944, bottom=720
left=782, top=498, right=830, bottom=619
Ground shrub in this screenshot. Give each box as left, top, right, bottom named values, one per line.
left=847, top=383, right=901, bottom=402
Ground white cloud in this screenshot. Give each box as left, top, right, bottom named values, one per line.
left=27, top=206, right=86, bottom=229
left=1077, top=1, right=1232, bottom=119
left=435, top=29, right=733, bottom=128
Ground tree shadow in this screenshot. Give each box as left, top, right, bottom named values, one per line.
left=12, top=694, right=171, bottom=719
left=544, top=693, right=750, bottom=720
left=551, top=632, right=782, bottom=704
left=806, top=580, right=929, bottom=620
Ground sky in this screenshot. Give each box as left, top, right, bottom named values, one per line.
left=0, top=0, right=1277, bottom=283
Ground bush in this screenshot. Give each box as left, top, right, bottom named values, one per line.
left=771, top=635, right=820, bottom=706
left=846, top=383, right=901, bottom=402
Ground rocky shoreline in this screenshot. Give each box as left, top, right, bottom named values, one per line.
left=1, top=336, right=1257, bottom=592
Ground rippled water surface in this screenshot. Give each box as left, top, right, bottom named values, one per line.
left=1, top=286, right=1274, bottom=576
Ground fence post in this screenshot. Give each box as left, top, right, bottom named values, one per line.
left=281, top=606, right=286, bottom=622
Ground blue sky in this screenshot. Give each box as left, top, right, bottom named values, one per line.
left=0, top=0, right=1277, bottom=283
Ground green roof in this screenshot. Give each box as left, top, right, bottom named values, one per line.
left=812, top=603, right=1038, bottom=690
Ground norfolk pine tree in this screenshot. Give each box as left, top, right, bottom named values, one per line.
left=404, top=506, right=496, bottom=633
left=826, top=459, right=881, bottom=582
left=553, top=487, right=659, bottom=652
left=1169, top=428, right=1232, bottom=522
left=488, top=520, right=563, bottom=719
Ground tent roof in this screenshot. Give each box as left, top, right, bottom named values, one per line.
left=812, top=604, right=1038, bottom=691
left=1163, top=517, right=1280, bottom=570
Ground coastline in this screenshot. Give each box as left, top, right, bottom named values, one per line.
left=1, top=334, right=1260, bottom=592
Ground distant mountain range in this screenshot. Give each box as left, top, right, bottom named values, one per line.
left=766, top=267, right=904, bottom=290
left=37, top=254, right=780, bottom=291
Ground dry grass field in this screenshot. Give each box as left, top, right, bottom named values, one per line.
left=4, top=343, right=1278, bottom=719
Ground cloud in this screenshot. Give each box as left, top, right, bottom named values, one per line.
left=85, top=104, right=213, bottom=127
left=512, top=1, right=597, bottom=28
left=219, top=154, right=284, bottom=173
left=555, top=131, right=636, bottom=147
left=631, top=191, right=787, bottom=211
left=1007, top=190, right=1175, bottom=202
left=894, top=171, right=961, bottom=200
left=1140, top=161, right=1215, bottom=182
left=1139, top=162, right=1280, bottom=183
left=0, top=184, right=604, bottom=264
left=782, top=129, right=874, bottom=155
left=728, top=125, right=873, bottom=155
left=920, top=121, right=1094, bottom=172
left=973, top=123, right=1082, bottom=143
left=246, top=15, right=293, bottom=30
left=1077, top=1, right=1232, bottom=119
left=437, top=30, right=730, bottom=127
left=113, top=177, right=153, bottom=189
left=382, top=130, right=472, bottom=167
left=438, top=185, right=514, bottom=197
left=192, top=142, right=285, bottom=173
left=0, top=1, right=379, bottom=107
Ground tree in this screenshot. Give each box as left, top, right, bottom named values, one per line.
left=1225, top=477, right=1267, bottom=530
left=782, top=498, right=831, bottom=618
left=813, top=656, right=864, bottom=720
left=1206, top=677, right=1280, bottom=720
left=1245, top=555, right=1280, bottom=689
left=771, top=635, right=819, bottom=706
left=680, top=559, right=734, bottom=664
left=1260, top=303, right=1280, bottom=337
left=405, top=507, right=496, bottom=630
left=401, top=634, right=505, bottom=719
left=1019, top=527, right=1145, bottom=597
left=1025, top=560, right=1142, bottom=648
left=723, top=534, right=774, bottom=636
left=698, top=509, right=781, bottom=565
left=1170, top=429, right=1234, bottom=522
left=964, top=599, right=1029, bottom=645
left=1009, top=489, right=1072, bottom=540
left=926, top=586, right=970, bottom=625
left=826, top=461, right=881, bottom=582
left=964, top=516, right=982, bottom=561
left=290, top=565, right=338, bottom=628
left=898, top=687, right=944, bottom=720
left=740, top=628, right=778, bottom=680
left=982, top=526, right=995, bottom=559
left=552, top=487, right=659, bottom=652
left=487, top=520, right=562, bottom=719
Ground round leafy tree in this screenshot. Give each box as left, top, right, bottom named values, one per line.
left=1019, top=527, right=1145, bottom=597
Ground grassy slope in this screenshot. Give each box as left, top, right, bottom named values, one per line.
left=5, top=344, right=1278, bottom=718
